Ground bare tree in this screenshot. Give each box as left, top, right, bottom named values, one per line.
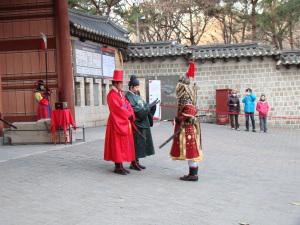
left=139, top=0, right=182, bottom=42
left=250, top=0, right=259, bottom=41
left=214, top=0, right=245, bottom=44
left=68, top=0, right=122, bottom=16
left=173, top=0, right=219, bottom=45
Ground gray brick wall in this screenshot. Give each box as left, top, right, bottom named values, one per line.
left=124, top=57, right=300, bottom=128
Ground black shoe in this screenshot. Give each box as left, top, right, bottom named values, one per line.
left=129, top=161, right=142, bottom=171
left=245, top=129, right=249, bottom=132
left=122, top=168, right=130, bottom=174
left=114, top=163, right=130, bottom=175
left=180, top=175, right=198, bottom=181
left=180, top=167, right=198, bottom=181
left=137, top=163, right=146, bottom=170
left=252, top=130, right=256, bottom=132
left=114, top=168, right=127, bottom=175
left=118, top=163, right=130, bottom=174
left=136, top=159, right=146, bottom=169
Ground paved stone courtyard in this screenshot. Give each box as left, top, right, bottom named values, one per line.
left=0, top=123, right=299, bottom=225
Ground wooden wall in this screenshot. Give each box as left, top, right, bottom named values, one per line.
left=0, top=0, right=58, bottom=122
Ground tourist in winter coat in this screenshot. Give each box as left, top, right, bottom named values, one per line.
left=256, top=94, right=270, bottom=133
left=227, top=89, right=240, bottom=130
left=242, top=88, right=257, bottom=132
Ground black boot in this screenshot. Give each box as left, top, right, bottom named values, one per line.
left=114, top=163, right=127, bottom=175
left=129, top=160, right=142, bottom=171
left=120, top=163, right=130, bottom=174
left=181, top=167, right=193, bottom=179
left=136, top=159, right=146, bottom=169
left=180, top=167, right=198, bottom=181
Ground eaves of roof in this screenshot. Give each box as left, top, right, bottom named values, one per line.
left=69, top=9, right=130, bottom=44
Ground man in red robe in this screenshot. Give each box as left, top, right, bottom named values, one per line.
left=104, top=69, right=136, bottom=175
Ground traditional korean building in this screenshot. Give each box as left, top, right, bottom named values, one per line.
left=0, top=1, right=129, bottom=135
left=124, top=41, right=300, bottom=128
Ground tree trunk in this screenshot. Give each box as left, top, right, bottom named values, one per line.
left=289, top=22, right=294, bottom=50
left=278, top=36, right=283, bottom=50
left=251, top=0, right=258, bottom=41
left=241, top=22, right=246, bottom=42
left=272, top=34, right=278, bottom=49
left=189, top=7, right=195, bottom=45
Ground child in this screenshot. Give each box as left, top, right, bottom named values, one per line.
left=256, top=94, right=270, bottom=133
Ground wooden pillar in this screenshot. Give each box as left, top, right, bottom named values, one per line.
left=0, top=74, right=3, bottom=136
left=54, top=0, right=75, bottom=116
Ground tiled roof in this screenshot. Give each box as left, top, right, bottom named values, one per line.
left=127, top=42, right=282, bottom=60
left=69, top=9, right=130, bottom=44
left=277, top=51, right=300, bottom=66
left=127, top=41, right=190, bottom=58
left=191, top=43, right=280, bottom=59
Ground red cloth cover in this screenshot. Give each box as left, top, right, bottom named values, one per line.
left=50, top=109, right=76, bottom=133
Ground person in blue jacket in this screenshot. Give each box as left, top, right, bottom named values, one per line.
left=242, top=88, right=257, bottom=132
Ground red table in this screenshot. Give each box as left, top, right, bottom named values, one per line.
left=51, top=109, right=76, bottom=143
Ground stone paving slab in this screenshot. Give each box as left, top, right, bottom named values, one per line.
left=0, top=123, right=299, bottom=225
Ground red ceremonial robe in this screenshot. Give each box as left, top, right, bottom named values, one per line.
left=35, top=91, right=50, bottom=120
left=104, top=87, right=136, bottom=163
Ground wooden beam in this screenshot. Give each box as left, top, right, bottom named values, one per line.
left=1, top=74, right=57, bottom=82
left=0, top=38, right=56, bottom=51
left=2, top=83, right=58, bottom=90
left=0, top=3, right=53, bottom=12
left=0, top=13, right=53, bottom=21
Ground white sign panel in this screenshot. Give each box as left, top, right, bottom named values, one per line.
left=149, top=80, right=161, bottom=120
left=102, top=54, right=115, bottom=78
left=75, top=47, right=102, bottom=77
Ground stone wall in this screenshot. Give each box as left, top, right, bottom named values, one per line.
left=74, top=76, right=109, bottom=127
left=124, top=57, right=300, bottom=128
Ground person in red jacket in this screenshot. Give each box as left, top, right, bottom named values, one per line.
left=104, top=69, right=136, bottom=175
left=256, top=94, right=270, bottom=133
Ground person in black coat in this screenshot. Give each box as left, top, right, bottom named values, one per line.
left=228, top=90, right=240, bottom=130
